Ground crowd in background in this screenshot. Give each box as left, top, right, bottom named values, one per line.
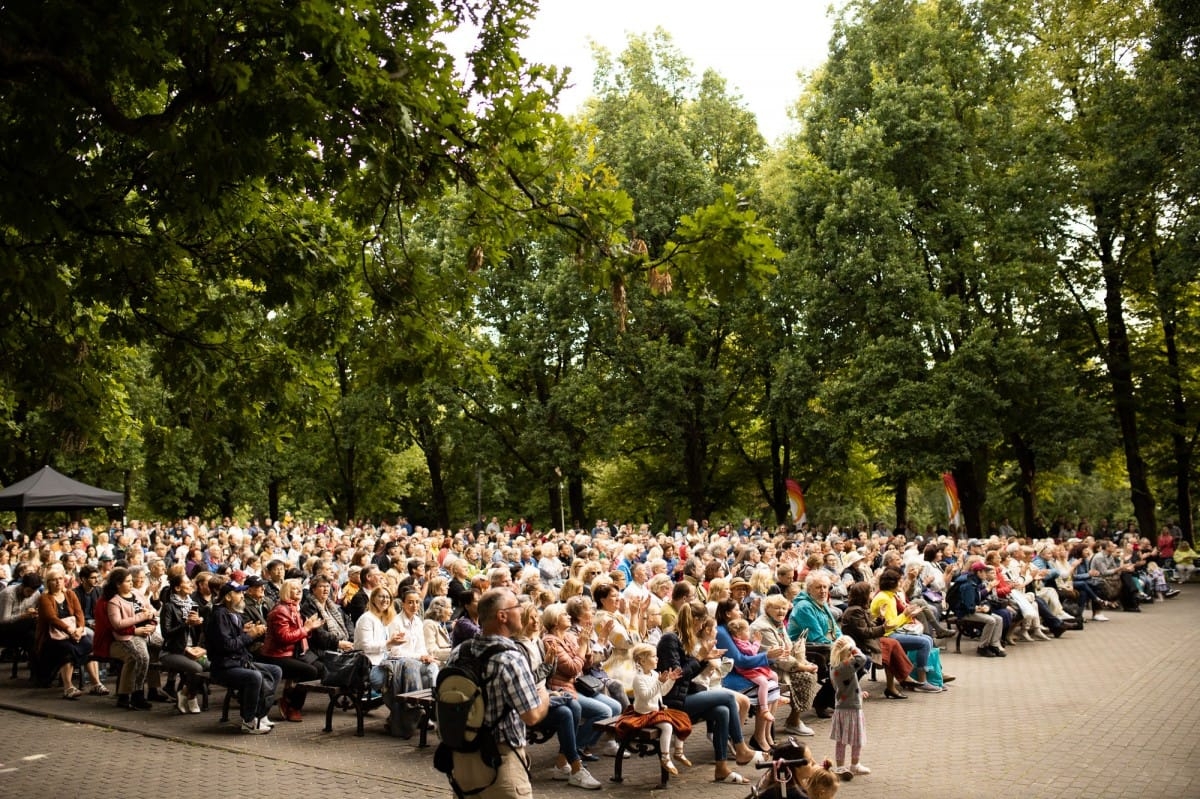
left=0, top=511, right=1192, bottom=782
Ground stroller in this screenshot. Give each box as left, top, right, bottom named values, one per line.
left=746, top=737, right=852, bottom=799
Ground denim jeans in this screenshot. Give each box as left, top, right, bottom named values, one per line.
left=888, top=632, right=931, bottom=671
left=215, top=662, right=282, bottom=723
left=543, top=697, right=583, bottom=762
left=577, top=692, right=621, bottom=749
left=682, top=689, right=743, bottom=762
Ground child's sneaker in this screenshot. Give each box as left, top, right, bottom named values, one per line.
left=849, top=763, right=871, bottom=775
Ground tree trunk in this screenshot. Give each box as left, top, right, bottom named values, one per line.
left=1156, top=256, right=1195, bottom=545
left=421, top=431, right=450, bottom=531
left=952, top=451, right=988, bottom=538
left=1098, top=210, right=1157, bottom=537
left=893, top=474, right=909, bottom=532
left=568, top=475, right=585, bottom=532
left=1010, top=432, right=1038, bottom=537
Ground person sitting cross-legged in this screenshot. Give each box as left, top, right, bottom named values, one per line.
left=206, top=580, right=282, bottom=734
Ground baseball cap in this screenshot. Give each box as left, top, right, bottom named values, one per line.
left=218, top=581, right=248, bottom=600
left=244, top=575, right=266, bottom=588
left=969, top=561, right=987, bottom=572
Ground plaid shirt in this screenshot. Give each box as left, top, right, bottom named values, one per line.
left=447, top=634, right=540, bottom=748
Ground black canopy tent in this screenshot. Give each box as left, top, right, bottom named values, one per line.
left=0, top=465, right=124, bottom=511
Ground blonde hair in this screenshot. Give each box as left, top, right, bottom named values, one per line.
left=829, top=634, right=856, bottom=667
left=726, top=617, right=751, bottom=638
left=281, top=578, right=304, bottom=602
left=631, top=643, right=657, bottom=669
left=806, top=766, right=841, bottom=799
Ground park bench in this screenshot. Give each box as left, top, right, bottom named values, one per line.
left=593, top=715, right=670, bottom=788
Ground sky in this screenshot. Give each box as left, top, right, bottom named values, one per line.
left=516, top=1, right=843, bottom=143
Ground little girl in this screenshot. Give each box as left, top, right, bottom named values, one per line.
left=829, top=634, right=870, bottom=776
left=727, top=618, right=777, bottom=722
left=612, top=643, right=693, bottom=774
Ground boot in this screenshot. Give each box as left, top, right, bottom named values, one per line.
left=129, top=689, right=153, bottom=710
left=116, top=693, right=131, bottom=709
left=279, top=692, right=302, bottom=722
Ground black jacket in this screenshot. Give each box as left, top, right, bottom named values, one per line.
left=205, top=605, right=254, bottom=670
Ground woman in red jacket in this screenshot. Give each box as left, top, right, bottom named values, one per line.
left=259, top=578, right=324, bottom=721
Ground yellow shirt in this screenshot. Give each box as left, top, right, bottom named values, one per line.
left=868, top=590, right=915, bottom=635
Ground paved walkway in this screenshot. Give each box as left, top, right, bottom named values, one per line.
left=1, top=590, right=1197, bottom=799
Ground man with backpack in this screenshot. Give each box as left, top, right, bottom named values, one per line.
left=439, top=587, right=549, bottom=799
left=950, top=561, right=1007, bottom=657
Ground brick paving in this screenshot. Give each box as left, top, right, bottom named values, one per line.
left=1, top=589, right=1196, bottom=799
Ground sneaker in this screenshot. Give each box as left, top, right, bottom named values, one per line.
left=912, top=682, right=942, bottom=693
left=258, top=715, right=275, bottom=729
left=187, top=697, right=202, bottom=714
left=551, top=764, right=572, bottom=781
left=849, top=763, right=871, bottom=775
left=600, top=740, right=629, bottom=758
left=783, top=721, right=815, bottom=736
left=1091, top=614, right=1110, bottom=622
left=567, top=767, right=603, bottom=790
left=240, top=719, right=269, bottom=734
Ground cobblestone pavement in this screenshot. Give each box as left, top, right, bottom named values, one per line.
left=1, top=589, right=1196, bottom=799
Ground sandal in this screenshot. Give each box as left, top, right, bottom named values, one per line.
left=63, top=686, right=83, bottom=700
left=714, top=771, right=748, bottom=784
left=88, top=683, right=111, bottom=696
left=735, top=750, right=767, bottom=766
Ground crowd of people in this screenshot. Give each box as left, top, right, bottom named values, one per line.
left=0, top=512, right=1192, bottom=795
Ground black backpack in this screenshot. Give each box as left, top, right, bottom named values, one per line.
left=947, top=574, right=969, bottom=617
left=433, top=639, right=516, bottom=797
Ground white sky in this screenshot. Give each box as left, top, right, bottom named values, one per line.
left=517, top=1, right=843, bottom=143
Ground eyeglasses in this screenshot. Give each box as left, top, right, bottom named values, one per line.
left=499, top=604, right=520, bottom=611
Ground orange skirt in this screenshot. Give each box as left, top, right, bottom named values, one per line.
left=611, top=706, right=692, bottom=739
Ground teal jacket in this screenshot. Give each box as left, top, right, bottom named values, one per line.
left=786, top=591, right=841, bottom=644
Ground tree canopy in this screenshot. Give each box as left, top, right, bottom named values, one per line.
left=1, top=1, right=1195, bottom=541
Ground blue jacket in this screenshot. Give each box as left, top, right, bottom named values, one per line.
left=715, top=624, right=772, bottom=693
left=786, top=591, right=841, bottom=644
left=952, top=573, right=986, bottom=615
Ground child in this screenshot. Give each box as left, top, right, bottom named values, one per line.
left=612, top=643, right=693, bottom=774
left=642, top=607, right=664, bottom=647
left=727, top=617, right=778, bottom=722
left=829, top=634, right=870, bottom=776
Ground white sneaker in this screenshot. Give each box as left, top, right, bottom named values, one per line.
left=568, top=767, right=603, bottom=790
left=258, top=715, right=275, bottom=729
left=176, top=692, right=189, bottom=714
left=187, top=697, right=202, bottom=714
left=849, top=763, right=871, bottom=775
left=601, top=740, right=629, bottom=758
left=1092, top=614, right=1110, bottom=622
left=551, top=764, right=572, bottom=781
left=240, top=719, right=269, bottom=735
left=783, top=721, right=815, bottom=736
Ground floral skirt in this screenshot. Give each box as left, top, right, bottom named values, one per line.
left=829, top=708, right=866, bottom=749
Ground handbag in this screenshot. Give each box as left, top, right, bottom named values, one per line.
left=922, top=589, right=944, bottom=604
left=320, top=649, right=368, bottom=689
left=50, top=616, right=77, bottom=641
left=574, top=674, right=604, bottom=697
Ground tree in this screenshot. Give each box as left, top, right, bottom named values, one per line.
left=775, top=0, right=1081, bottom=535
left=0, top=1, right=566, bottom=513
